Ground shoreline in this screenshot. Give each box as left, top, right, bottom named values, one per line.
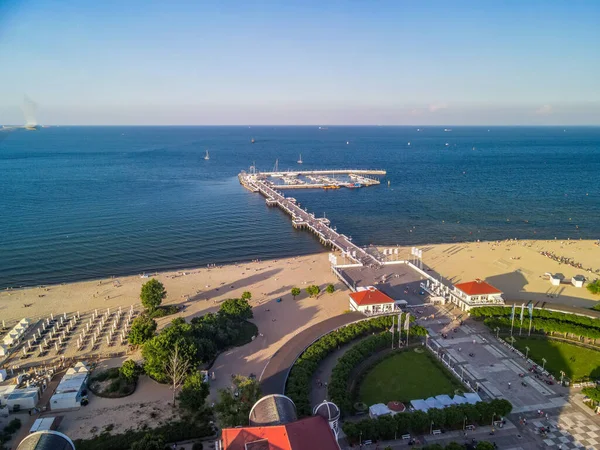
left=3, top=237, right=598, bottom=291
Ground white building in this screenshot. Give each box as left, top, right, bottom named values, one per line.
left=349, top=286, right=401, bottom=315
left=369, top=403, right=392, bottom=419
left=449, top=279, right=504, bottom=311
left=0, top=385, right=40, bottom=411
left=50, top=362, right=89, bottom=410
left=571, top=275, right=585, bottom=288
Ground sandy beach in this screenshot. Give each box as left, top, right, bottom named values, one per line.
left=2, top=239, right=599, bottom=441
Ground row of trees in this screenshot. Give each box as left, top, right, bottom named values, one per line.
left=329, top=322, right=428, bottom=413
left=290, top=283, right=335, bottom=300
left=470, top=306, right=600, bottom=340
left=470, top=306, right=600, bottom=331
left=482, top=316, right=600, bottom=340
left=286, top=315, right=423, bottom=416
left=342, top=399, right=512, bottom=444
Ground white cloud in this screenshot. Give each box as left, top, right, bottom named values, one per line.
left=535, top=104, right=553, bottom=115
left=429, top=103, right=449, bottom=112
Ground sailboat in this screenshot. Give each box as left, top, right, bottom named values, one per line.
left=204, top=150, right=210, bottom=160
left=297, top=154, right=303, bottom=164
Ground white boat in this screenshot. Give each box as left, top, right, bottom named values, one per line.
left=408, top=142, right=411, bottom=146
left=297, top=154, right=303, bottom=164
left=204, top=150, right=210, bottom=160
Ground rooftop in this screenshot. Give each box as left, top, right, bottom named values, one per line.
left=349, top=287, right=395, bottom=306
left=222, top=416, right=338, bottom=450
left=454, top=279, right=502, bottom=296
left=249, top=394, right=297, bottom=427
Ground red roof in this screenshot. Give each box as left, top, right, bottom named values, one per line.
left=222, top=416, right=338, bottom=450
left=349, top=287, right=394, bottom=306
left=454, top=279, right=502, bottom=296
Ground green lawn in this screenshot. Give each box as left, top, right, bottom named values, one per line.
left=512, top=337, right=600, bottom=381
left=358, top=351, right=462, bottom=405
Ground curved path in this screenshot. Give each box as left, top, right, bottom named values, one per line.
left=259, top=312, right=364, bottom=395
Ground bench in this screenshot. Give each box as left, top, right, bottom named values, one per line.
left=402, top=434, right=411, bottom=440
left=432, top=429, right=442, bottom=435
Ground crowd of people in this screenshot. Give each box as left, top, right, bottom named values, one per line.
left=539, top=250, right=599, bottom=274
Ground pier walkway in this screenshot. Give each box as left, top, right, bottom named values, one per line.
left=239, top=173, right=382, bottom=267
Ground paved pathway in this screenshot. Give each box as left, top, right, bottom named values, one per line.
left=259, top=312, right=364, bottom=395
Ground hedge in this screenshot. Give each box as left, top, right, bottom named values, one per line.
left=329, top=332, right=428, bottom=414
left=73, top=420, right=214, bottom=450
left=470, top=306, right=600, bottom=339
left=285, top=314, right=426, bottom=416
left=342, top=399, right=512, bottom=444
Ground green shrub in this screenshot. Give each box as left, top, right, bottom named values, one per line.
left=342, top=399, right=512, bottom=444
left=108, top=380, right=121, bottom=393
left=285, top=314, right=426, bottom=416
left=147, top=305, right=179, bottom=318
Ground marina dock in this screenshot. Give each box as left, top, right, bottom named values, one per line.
left=241, top=168, right=386, bottom=190
left=239, top=170, right=384, bottom=266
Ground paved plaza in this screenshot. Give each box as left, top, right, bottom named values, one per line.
left=338, top=263, right=430, bottom=306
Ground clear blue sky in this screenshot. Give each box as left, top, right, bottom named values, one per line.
left=1, top=0, right=599, bottom=125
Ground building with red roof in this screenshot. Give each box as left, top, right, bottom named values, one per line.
left=450, top=279, right=504, bottom=311
left=348, top=286, right=400, bottom=315
left=220, top=416, right=340, bottom=450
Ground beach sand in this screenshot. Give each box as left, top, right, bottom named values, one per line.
left=2, top=239, right=599, bottom=441
left=391, top=239, right=600, bottom=308
left=1, top=252, right=349, bottom=440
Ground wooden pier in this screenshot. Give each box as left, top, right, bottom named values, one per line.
left=239, top=171, right=383, bottom=267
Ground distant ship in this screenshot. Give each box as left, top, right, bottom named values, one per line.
left=297, top=154, right=303, bottom=164
left=318, top=126, right=328, bottom=130
left=444, top=128, right=452, bottom=132
left=204, top=150, right=210, bottom=160
left=251, top=138, right=255, bottom=144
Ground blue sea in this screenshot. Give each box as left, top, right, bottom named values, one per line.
left=1, top=126, right=599, bottom=288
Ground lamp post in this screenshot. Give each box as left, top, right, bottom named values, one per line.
left=430, top=420, right=434, bottom=435
left=463, top=416, right=467, bottom=430
left=359, top=431, right=362, bottom=447
left=560, top=370, right=565, bottom=385
left=491, top=412, right=496, bottom=427
left=525, top=346, right=530, bottom=360
left=495, top=327, right=500, bottom=339
left=542, top=357, right=547, bottom=371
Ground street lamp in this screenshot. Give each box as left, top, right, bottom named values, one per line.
left=560, top=370, right=565, bottom=385
left=542, top=357, right=547, bottom=370
left=495, top=327, right=500, bottom=339
left=430, top=420, right=434, bottom=435
left=525, top=346, right=530, bottom=360
left=359, top=431, right=362, bottom=447
left=463, top=416, right=467, bottom=430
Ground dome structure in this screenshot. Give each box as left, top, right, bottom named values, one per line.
left=313, top=400, right=340, bottom=422
left=249, top=394, right=297, bottom=426
left=17, top=431, right=75, bottom=450
left=313, top=400, right=341, bottom=439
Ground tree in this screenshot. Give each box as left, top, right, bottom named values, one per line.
left=215, top=375, right=261, bottom=427
left=587, top=279, right=600, bottom=295
left=178, top=371, right=210, bottom=413
left=241, top=291, right=252, bottom=301
left=129, top=314, right=157, bottom=346
left=291, top=287, right=301, bottom=300
left=142, top=318, right=197, bottom=383
left=326, top=284, right=335, bottom=294
left=140, top=278, right=167, bottom=312
left=130, top=433, right=165, bottom=450
left=119, top=359, right=142, bottom=382
left=476, top=442, right=496, bottom=450
left=165, top=344, right=191, bottom=407
left=220, top=298, right=253, bottom=320
left=305, top=285, right=320, bottom=298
